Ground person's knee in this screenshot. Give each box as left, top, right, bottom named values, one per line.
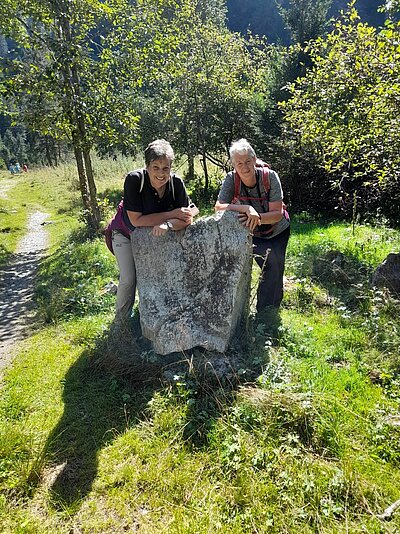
left=259, top=251, right=279, bottom=273
left=119, top=273, right=136, bottom=287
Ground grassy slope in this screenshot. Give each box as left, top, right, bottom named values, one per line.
left=0, top=162, right=399, bottom=533
left=0, top=175, right=30, bottom=267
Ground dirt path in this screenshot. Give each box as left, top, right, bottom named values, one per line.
left=0, top=210, right=50, bottom=374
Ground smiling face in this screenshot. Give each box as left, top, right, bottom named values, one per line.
left=231, top=152, right=256, bottom=184
left=147, top=157, right=172, bottom=190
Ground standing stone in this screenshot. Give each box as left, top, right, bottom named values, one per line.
left=372, top=253, right=400, bottom=295
left=131, top=211, right=253, bottom=355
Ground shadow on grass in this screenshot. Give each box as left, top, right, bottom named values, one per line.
left=35, top=318, right=160, bottom=511
left=56, top=197, right=82, bottom=216
left=164, top=349, right=242, bottom=449
left=0, top=243, right=12, bottom=269
left=35, top=312, right=276, bottom=510
left=34, top=241, right=116, bottom=323
left=165, top=311, right=281, bottom=449
left=289, top=218, right=337, bottom=237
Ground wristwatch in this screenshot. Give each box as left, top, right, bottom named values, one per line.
left=166, top=221, right=173, bottom=230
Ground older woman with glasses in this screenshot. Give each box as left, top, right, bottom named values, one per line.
left=215, top=138, right=290, bottom=312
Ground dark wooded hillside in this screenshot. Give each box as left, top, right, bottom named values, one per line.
left=227, top=0, right=385, bottom=43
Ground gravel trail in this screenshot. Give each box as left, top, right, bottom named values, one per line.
left=0, top=210, right=49, bottom=374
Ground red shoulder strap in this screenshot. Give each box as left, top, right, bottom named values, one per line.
left=261, top=167, right=270, bottom=195
left=233, top=167, right=270, bottom=201
left=233, top=170, right=241, bottom=202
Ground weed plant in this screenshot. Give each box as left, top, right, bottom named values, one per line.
left=1, top=160, right=400, bottom=532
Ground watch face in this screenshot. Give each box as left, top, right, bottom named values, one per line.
left=167, top=221, right=173, bottom=229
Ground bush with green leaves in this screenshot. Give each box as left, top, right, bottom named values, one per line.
left=281, top=5, right=400, bottom=223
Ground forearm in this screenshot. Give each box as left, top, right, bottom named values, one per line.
left=167, top=217, right=191, bottom=230
left=127, top=209, right=188, bottom=227
left=127, top=211, right=167, bottom=227
left=126, top=211, right=172, bottom=226
left=215, top=201, right=249, bottom=214
left=215, top=201, right=283, bottom=224
left=259, top=210, right=283, bottom=225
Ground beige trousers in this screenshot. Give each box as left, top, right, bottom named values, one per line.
left=111, top=230, right=136, bottom=318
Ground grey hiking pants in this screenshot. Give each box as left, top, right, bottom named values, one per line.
left=111, top=230, right=136, bottom=318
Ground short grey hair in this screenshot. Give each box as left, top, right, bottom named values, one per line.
left=229, top=138, right=256, bottom=162
left=145, top=139, right=175, bottom=167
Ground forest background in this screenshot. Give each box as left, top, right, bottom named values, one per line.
left=0, top=0, right=399, bottom=230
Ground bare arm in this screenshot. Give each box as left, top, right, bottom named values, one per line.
left=215, top=200, right=249, bottom=214
left=127, top=207, right=192, bottom=227
left=215, top=200, right=284, bottom=232
left=215, top=200, right=260, bottom=218
left=259, top=200, right=284, bottom=224
left=151, top=217, right=192, bottom=237
left=166, top=217, right=191, bottom=230
left=215, top=200, right=261, bottom=232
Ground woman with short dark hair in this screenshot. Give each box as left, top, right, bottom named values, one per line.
left=112, top=139, right=192, bottom=319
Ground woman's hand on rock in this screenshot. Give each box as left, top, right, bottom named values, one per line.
left=239, top=206, right=261, bottom=232
left=152, top=223, right=168, bottom=236
left=172, top=207, right=192, bottom=222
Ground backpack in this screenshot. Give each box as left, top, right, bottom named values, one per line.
left=232, top=159, right=289, bottom=237
left=104, top=200, right=132, bottom=255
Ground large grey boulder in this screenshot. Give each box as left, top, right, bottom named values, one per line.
left=131, top=211, right=253, bottom=355
left=372, top=253, right=400, bottom=295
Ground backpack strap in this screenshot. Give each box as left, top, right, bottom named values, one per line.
left=170, top=173, right=175, bottom=200
left=230, top=163, right=288, bottom=237
left=140, top=170, right=175, bottom=200
left=260, top=167, right=271, bottom=200
left=233, top=170, right=241, bottom=203
left=233, top=166, right=270, bottom=204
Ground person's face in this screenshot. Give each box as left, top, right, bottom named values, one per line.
left=232, top=152, right=256, bottom=180
left=147, top=157, right=172, bottom=189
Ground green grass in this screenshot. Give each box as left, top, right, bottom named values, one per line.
left=0, top=156, right=139, bottom=260
left=1, top=159, right=400, bottom=532
left=0, top=175, right=29, bottom=267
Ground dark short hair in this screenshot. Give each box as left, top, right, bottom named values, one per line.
left=144, top=139, right=175, bottom=167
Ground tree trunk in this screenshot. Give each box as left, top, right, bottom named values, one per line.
left=56, top=3, right=100, bottom=230
left=45, top=137, right=53, bottom=167
left=201, top=149, right=209, bottom=193
left=187, top=153, right=195, bottom=181
left=52, top=137, right=58, bottom=166
left=73, top=142, right=94, bottom=227
left=69, top=61, right=100, bottom=229
left=83, top=149, right=100, bottom=225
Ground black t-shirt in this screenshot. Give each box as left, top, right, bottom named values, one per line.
left=123, top=169, right=190, bottom=231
